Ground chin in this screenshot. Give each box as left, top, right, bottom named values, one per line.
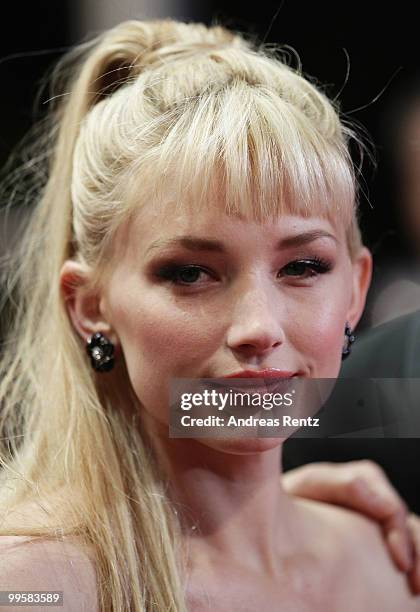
left=198, top=436, right=284, bottom=455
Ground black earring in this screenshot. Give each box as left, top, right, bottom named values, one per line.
left=342, top=323, right=355, bottom=360
left=86, top=332, right=115, bottom=372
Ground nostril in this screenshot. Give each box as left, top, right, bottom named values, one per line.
left=226, top=314, right=286, bottom=354
left=232, top=338, right=283, bottom=357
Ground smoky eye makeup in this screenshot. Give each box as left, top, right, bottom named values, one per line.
left=279, top=256, right=333, bottom=278
left=149, top=252, right=335, bottom=289
left=146, top=253, right=221, bottom=286
left=145, top=232, right=338, bottom=289
left=153, top=263, right=215, bottom=284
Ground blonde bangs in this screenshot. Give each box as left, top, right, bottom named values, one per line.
left=123, top=78, right=356, bottom=236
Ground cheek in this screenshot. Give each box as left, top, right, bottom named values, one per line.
left=107, top=278, right=220, bottom=416
left=121, top=299, right=214, bottom=371
left=311, top=313, right=346, bottom=377
left=288, top=283, right=349, bottom=377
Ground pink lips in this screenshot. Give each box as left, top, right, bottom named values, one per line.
left=217, top=368, right=296, bottom=394
left=222, top=369, right=295, bottom=379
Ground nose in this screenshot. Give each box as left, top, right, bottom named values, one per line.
left=226, top=276, right=285, bottom=359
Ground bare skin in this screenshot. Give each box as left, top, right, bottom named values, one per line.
left=1, top=457, right=419, bottom=611
left=2, top=206, right=418, bottom=610
left=147, top=432, right=419, bottom=612
left=0, top=536, right=98, bottom=612
left=185, top=498, right=418, bottom=612
left=184, top=497, right=419, bottom=612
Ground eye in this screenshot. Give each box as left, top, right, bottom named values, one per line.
left=279, top=258, right=332, bottom=279
left=155, top=264, right=213, bottom=286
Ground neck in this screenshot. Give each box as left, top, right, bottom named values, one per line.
left=147, top=423, right=300, bottom=575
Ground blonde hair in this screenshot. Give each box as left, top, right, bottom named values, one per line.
left=0, top=18, right=365, bottom=611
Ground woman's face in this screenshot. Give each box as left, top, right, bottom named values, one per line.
left=98, top=198, right=371, bottom=445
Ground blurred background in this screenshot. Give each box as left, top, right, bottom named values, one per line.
left=0, top=2, right=419, bottom=510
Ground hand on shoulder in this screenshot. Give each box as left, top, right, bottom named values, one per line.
left=297, top=499, right=420, bottom=611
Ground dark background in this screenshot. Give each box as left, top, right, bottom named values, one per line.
left=0, top=2, right=419, bottom=511
left=0, top=3, right=72, bottom=171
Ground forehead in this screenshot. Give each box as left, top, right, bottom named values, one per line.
left=120, top=198, right=344, bottom=259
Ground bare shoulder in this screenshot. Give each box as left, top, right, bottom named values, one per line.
left=0, top=535, right=99, bottom=611
left=297, top=499, right=420, bottom=611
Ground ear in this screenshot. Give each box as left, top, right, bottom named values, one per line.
left=60, top=260, right=118, bottom=345
left=346, top=246, right=373, bottom=329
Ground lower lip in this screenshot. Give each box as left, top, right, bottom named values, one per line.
left=211, top=376, right=296, bottom=394
left=223, top=371, right=295, bottom=379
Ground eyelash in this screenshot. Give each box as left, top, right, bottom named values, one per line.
left=154, top=257, right=332, bottom=287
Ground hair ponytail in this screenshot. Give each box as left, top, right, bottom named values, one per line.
left=0, top=17, right=364, bottom=611
left=0, top=19, right=207, bottom=612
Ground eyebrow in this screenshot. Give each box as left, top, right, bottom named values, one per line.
left=146, top=230, right=338, bottom=254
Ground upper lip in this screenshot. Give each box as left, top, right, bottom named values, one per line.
left=221, top=368, right=295, bottom=379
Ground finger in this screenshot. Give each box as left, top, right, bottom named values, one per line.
left=282, top=462, right=363, bottom=504
left=283, top=461, right=413, bottom=572
left=344, top=466, right=413, bottom=573
left=407, top=514, right=420, bottom=595
left=283, top=461, right=405, bottom=520
left=372, top=495, right=412, bottom=573
left=386, top=522, right=414, bottom=574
